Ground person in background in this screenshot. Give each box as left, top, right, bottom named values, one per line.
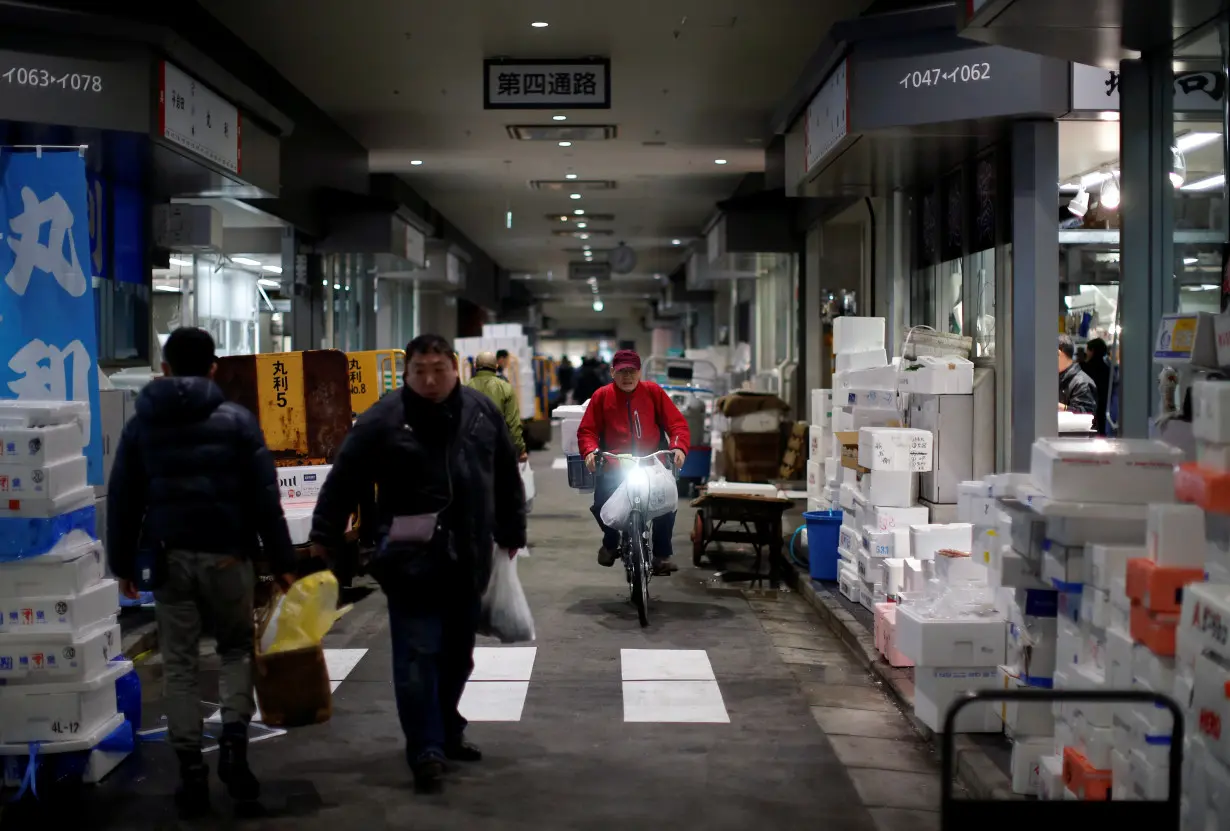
left=1058, top=334, right=1097, bottom=416
left=495, top=349, right=510, bottom=380
left=107, top=327, right=296, bottom=818
left=556, top=357, right=575, bottom=405
left=1081, top=337, right=1112, bottom=434
left=468, top=350, right=527, bottom=461
left=572, top=357, right=604, bottom=404
left=310, top=334, right=526, bottom=794
left=577, top=349, right=690, bottom=575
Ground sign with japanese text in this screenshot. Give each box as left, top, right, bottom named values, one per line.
left=483, top=59, right=610, bottom=109
left=1072, top=63, right=1226, bottom=113
left=160, top=61, right=242, bottom=173
left=0, top=49, right=149, bottom=133
left=0, top=150, right=102, bottom=483
left=803, top=60, right=848, bottom=173
left=254, top=351, right=305, bottom=456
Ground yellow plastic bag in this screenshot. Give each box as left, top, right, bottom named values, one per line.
left=258, top=571, right=351, bottom=655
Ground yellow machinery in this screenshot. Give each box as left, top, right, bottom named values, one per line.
left=345, top=349, right=404, bottom=418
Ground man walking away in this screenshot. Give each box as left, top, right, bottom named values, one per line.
left=107, top=327, right=296, bottom=818
left=556, top=357, right=575, bottom=405
left=1058, top=334, right=1098, bottom=416
left=310, top=334, right=526, bottom=793
left=467, top=350, right=527, bottom=461
left=496, top=349, right=511, bottom=380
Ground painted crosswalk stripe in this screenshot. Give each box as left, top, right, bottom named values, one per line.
left=459, top=646, right=536, bottom=722
left=620, top=649, right=729, bottom=724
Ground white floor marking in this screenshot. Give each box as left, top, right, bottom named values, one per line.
left=470, top=646, right=537, bottom=681
left=459, top=681, right=530, bottom=722
left=206, top=647, right=368, bottom=724
left=552, top=456, right=568, bottom=470
left=621, top=648, right=715, bottom=681
left=622, top=681, right=730, bottom=723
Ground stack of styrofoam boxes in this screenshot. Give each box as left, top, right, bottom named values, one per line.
left=830, top=317, right=900, bottom=448
left=1015, top=437, right=1182, bottom=802
left=805, top=389, right=832, bottom=513
left=457, top=324, right=536, bottom=420
left=552, top=402, right=590, bottom=490
left=0, top=401, right=132, bottom=785
left=903, top=356, right=976, bottom=525
left=278, top=464, right=333, bottom=545
left=854, top=426, right=934, bottom=611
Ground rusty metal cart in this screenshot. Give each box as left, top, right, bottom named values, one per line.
left=690, top=490, right=794, bottom=588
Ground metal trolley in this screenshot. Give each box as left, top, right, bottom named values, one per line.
left=941, top=689, right=1183, bottom=830
left=645, top=356, right=719, bottom=491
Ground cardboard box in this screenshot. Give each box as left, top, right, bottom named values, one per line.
left=894, top=604, right=1006, bottom=667
left=858, top=427, right=933, bottom=473
left=1029, top=438, right=1183, bottom=504
left=0, top=424, right=82, bottom=468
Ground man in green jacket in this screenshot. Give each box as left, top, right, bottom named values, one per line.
left=468, top=351, right=527, bottom=461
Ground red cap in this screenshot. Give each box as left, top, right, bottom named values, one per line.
left=611, top=349, right=641, bottom=372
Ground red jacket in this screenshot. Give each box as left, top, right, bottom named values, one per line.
left=577, top=382, right=690, bottom=459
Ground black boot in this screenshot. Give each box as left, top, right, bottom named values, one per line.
left=444, top=738, right=483, bottom=762
left=410, top=753, right=446, bottom=794
left=175, top=750, right=210, bottom=818
left=217, top=724, right=261, bottom=803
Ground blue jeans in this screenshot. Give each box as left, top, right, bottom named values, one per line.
left=591, top=472, right=675, bottom=559
left=387, top=589, right=480, bottom=764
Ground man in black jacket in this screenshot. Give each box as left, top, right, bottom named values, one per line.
left=310, top=334, right=526, bottom=793
left=1058, top=334, right=1098, bottom=416
left=107, top=327, right=296, bottom=818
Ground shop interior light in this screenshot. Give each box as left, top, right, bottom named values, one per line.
left=531, top=21, right=548, bottom=28
left=153, top=284, right=179, bottom=292
left=714, top=159, right=727, bottom=165
left=560, top=215, right=570, bottom=221
left=1182, top=173, right=1225, bottom=191
left=1100, top=172, right=1120, bottom=210
left=333, top=283, right=342, bottom=290
left=1068, top=187, right=1090, bottom=218
left=168, top=257, right=192, bottom=267
left=565, top=173, right=578, bottom=179
left=1098, top=111, right=1120, bottom=121
left=574, top=209, right=584, bottom=215
left=671, top=239, right=682, bottom=245
left=592, top=299, right=604, bottom=312
left=577, top=222, right=588, bottom=228
left=232, top=257, right=261, bottom=266
left=410, top=160, right=423, bottom=166
left=570, top=193, right=582, bottom=199
left=1184, top=257, right=1200, bottom=265
left=553, top=115, right=567, bottom=121
left=1176, top=132, right=1221, bottom=152
left=582, top=245, right=591, bottom=251
left=258, top=278, right=280, bottom=288
left=559, top=141, right=572, bottom=147
left=262, top=265, right=283, bottom=273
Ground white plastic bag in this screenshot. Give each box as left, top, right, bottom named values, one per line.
left=520, top=461, right=536, bottom=507
left=643, top=459, right=678, bottom=521
left=479, top=548, right=536, bottom=643
left=599, top=480, right=633, bottom=528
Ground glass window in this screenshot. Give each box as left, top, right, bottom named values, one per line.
left=970, top=248, right=996, bottom=357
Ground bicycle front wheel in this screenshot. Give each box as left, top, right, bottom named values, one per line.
left=628, top=513, right=650, bottom=627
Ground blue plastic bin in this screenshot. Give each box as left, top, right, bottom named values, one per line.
left=803, top=510, right=843, bottom=582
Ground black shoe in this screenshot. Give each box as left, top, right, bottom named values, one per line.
left=411, top=755, right=446, bottom=793
left=217, top=727, right=261, bottom=803
left=597, top=546, right=618, bottom=567
left=175, top=751, right=211, bottom=819
left=652, top=558, right=678, bottom=576
left=444, top=739, right=483, bottom=762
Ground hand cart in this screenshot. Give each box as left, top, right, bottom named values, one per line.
left=689, top=490, right=794, bottom=588
left=941, top=689, right=1182, bottom=830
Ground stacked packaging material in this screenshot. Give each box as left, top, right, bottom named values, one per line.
left=903, top=356, right=976, bottom=524
left=0, top=401, right=133, bottom=788
left=805, top=388, right=832, bottom=513
left=455, top=323, right=536, bottom=420
left=552, top=402, right=591, bottom=491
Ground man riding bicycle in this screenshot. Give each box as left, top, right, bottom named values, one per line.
left=577, top=349, right=690, bottom=576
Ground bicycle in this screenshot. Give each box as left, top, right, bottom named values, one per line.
left=595, top=450, right=677, bottom=627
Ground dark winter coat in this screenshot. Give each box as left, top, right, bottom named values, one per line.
left=1059, top=362, right=1098, bottom=416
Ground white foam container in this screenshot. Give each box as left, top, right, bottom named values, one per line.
left=0, top=579, right=118, bottom=635
left=0, top=538, right=105, bottom=596
left=0, top=659, right=129, bottom=743
left=0, top=621, right=120, bottom=683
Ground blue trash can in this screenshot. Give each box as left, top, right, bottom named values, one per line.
left=803, top=510, right=843, bottom=582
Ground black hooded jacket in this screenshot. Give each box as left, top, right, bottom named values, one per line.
left=106, top=376, right=295, bottom=579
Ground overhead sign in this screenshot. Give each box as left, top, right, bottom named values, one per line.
left=803, top=60, right=849, bottom=172
left=159, top=61, right=242, bottom=174
left=401, top=221, right=426, bottom=268
left=1072, top=63, right=1225, bottom=112
left=483, top=59, right=610, bottom=109
left=0, top=49, right=148, bottom=133
left=850, top=45, right=1069, bottom=130
left=0, top=150, right=102, bottom=484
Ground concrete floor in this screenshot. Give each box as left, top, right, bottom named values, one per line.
left=2, top=451, right=944, bottom=831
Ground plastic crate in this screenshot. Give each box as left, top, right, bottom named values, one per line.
left=566, top=455, right=595, bottom=493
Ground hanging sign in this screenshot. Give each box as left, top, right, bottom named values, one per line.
left=159, top=61, right=242, bottom=173
left=0, top=50, right=149, bottom=133
left=0, top=149, right=102, bottom=483
left=483, top=59, right=610, bottom=109
left=803, top=60, right=849, bottom=173
left=1072, top=64, right=1226, bottom=112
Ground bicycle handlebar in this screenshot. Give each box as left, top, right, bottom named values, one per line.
left=594, top=449, right=677, bottom=471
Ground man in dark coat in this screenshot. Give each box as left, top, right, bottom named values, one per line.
left=1059, top=334, right=1098, bottom=416
left=310, top=334, right=526, bottom=793
left=107, top=327, right=295, bottom=818
left=1081, top=337, right=1112, bottom=434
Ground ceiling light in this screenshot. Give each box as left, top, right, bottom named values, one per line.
left=1184, top=257, right=1200, bottom=265
left=410, top=160, right=423, bottom=166
left=582, top=245, right=591, bottom=251
left=552, top=115, right=567, bottom=121
left=558, top=141, right=572, bottom=147
left=321, top=279, right=328, bottom=286
left=714, top=159, right=728, bottom=165
left=574, top=209, right=584, bottom=215
left=592, top=299, right=604, bottom=312
left=570, top=193, right=582, bottom=199
left=1176, top=132, right=1221, bottom=152
left=1100, top=173, right=1120, bottom=210
left=655, top=273, right=663, bottom=280
left=345, top=285, right=351, bottom=291
left=333, top=283, right=342, bottom=290
left=531, top=21, right=548, bottom=28
left=1098, top=112, right=1120, bottom=121
left=671, top=239, right=681, bottom=246
left=168, top=257, right=192, bottom=267
left=565, top=173, right=578, bottom=179
left=153, top=284, right=178, bottom=292
left=262, top=265, right=283, bottom=274
left=1183, top=173, right=1225, bottom=191
left=232, top=257, right=261, bottom=266
left=560, top=215, right=569, bottom=222
left=258, top=278, right=280, bottom=288
left=579, top=233, right=590, bottom=239
left=577, top=222, right=587, bottom=228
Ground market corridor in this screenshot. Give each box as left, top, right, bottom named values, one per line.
left=20, top=453, right=941, bottom=831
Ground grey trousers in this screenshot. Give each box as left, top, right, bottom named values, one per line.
left=154, top=550, right=256, bottom=753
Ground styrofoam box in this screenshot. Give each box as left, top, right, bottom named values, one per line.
left=913, top=666, right=1001, bottom=733
left=1086, top=544, right=1144, bottom=590
left=0, top=486, right=94, bottom=520
left=0, top=455, right=87, bottom=502
left=278, top=464, right=332, bottom=504
left=833, top=316, right=885, bottom=354
left=284, top=507, right=313, bottom=546
left=561, top=418, right=582, bottom=456
left=810, top=389, right=832, bottom=429
left=0, top=621, right=120, bottom=683
left=936, top=551, right=987, bottom=584
left=834, top=365, right=899, bottom=393
left=808, top=426, right=828, bottom=460
left=898, top=356, right=975, bottom=396
left=895, top=604, right=1006, bottom=666
left=1193, top=380, right=1230, bottom=444
left=806, top=461, right=822, bottom=497
left=863, top=526, right=909, bottom=559
left=910, top=523, right=973, bottom=560
left=871, top=505, right=929, bottom=533
left=865, top=470, right=916, bottom=508
left=0, top=579, right=118, bottom=635
left=1045, top=515, right=1147, bottom=547
left=858, top=427, right=933, bottom=473
left=0, top=538, right=104, bottom=596
left=0, top=423, right=82, bottom=468
left=1009, top=736, right=1055, bottom=794
left=0, top=659, right=129, bottom=743
left=1028, top=438, right=1183, bottom=505
left=1146, top=503, right=1206, bottom=569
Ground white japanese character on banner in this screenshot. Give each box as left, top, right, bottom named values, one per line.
left=7, top=338, right=92, bottom=446
left=4, top=186, right=87, bottom=297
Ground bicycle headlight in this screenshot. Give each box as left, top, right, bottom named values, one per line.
left=625, top=466, right=649, bottom=498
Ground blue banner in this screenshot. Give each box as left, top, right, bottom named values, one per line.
left=0, top=150, right=102, bottom=485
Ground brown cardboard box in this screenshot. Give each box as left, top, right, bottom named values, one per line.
left=723, top=432, right=782, bottom=482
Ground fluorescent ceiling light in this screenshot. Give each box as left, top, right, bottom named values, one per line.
left=593, top=299, right=604, bottom=312
left=258, top=278, right=280, bottom=288
left=1184, top=257, right=1199, bottom=265
left=553, top=115, right=567, bottom=121
left=574, top=209, right=584, bottom=215
left=1098, top=112, right=1120, bottom=121
left=262, top=265, right=283, bottom=274
left=232, top=257, right=261, bottom=266
left=1176, top=132, right=1221, bottom=152
left=531, top=21, right=548, bottom=28
left=570, top=193, right=581, bottom=199
left=558, top=141, right=572, bottom=147
left=168, top=257, right=192, bottom=267
left=671, top=239, right=682, bottom=245
left=565, top=173, right=578, bottom=179
left=410, top=159, right=423, bottom=166
left=714, top=159, right=727, bottom=165
left=153, top=284, right=179, bottom=292
left=1182, top=173, right=1225, bottom=191
left=577, top=222, right=587, bottom=228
